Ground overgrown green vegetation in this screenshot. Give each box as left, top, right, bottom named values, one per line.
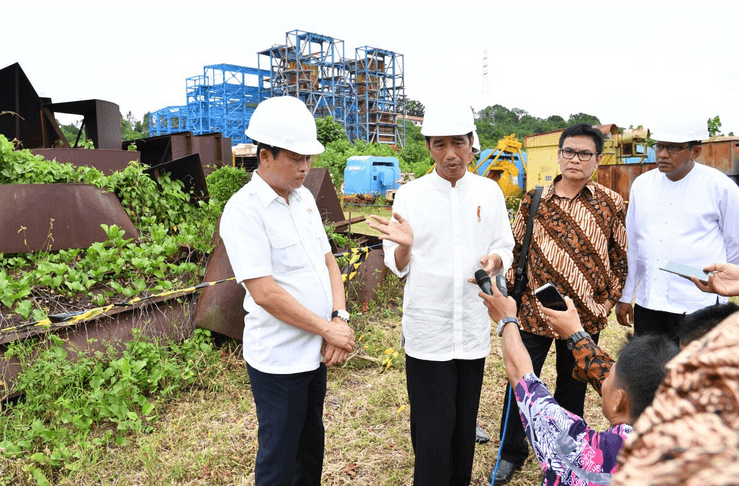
left=1, top=328, right=222, bottom=485
left=0, top=134, right=218, bottom=324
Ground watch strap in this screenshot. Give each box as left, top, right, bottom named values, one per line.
left=331, top=309, right=350, bottom=322
left=497, top=317, right=519, bottom=337
left=566, top=330, right=589, bottom=350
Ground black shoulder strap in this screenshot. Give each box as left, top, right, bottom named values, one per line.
left=514, top=185, right=544, bottom=278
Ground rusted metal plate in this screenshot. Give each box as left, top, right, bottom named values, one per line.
left=44, top=99, right=122, bottom=150
left=193, top=133, right=232, bottom=177
left=144, top=153, right=209, bottom=200
left=0, top=183, right=139, bottom=253
left=304, top=167, right=344, bottom=223
left=0, top=63, right=65, bottom=149
left=194, top=235, right=246, bottom=341
left=356, top=247, right=388, bottom=311
left=597, top=163, right=657, bottom=203
left=0, top=295, right=196, bottom=399
left=29, top=148, right=141, bottom=175
left=123, top=131, right=232, bottom=178
left=697, top=137, right=739, bottom=176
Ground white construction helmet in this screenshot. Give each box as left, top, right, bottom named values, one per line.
left=472, top=130, right=481, bottom=154
left=245, top=96, right=325, bottom=155
left=421, top=100, right=475, bottom=137
left=652, top=128, right=708, bottom=144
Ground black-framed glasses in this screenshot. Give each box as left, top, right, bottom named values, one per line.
left=654, top=143, right=691, bottom=154
left=559, top=148, right=598, bottom=162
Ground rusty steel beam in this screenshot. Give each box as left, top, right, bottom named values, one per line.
left=303, top=167, right=345, bottom=223
left=194, top=237, right=246, bottom=341
left=0, top=295, right=196, bottom=400
left=44, top=99, right=122, bottom=150
left=597, top=163, right=657, bottom=203
left=144, top=153, right=209, bottom=200
left=0, top=183, right=139, bottom=253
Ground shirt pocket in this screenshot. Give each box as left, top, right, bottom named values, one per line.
left=268, top=229, right=305, bottom=274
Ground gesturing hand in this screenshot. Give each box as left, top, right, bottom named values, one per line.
left=368, top=212, right=413, bottom=249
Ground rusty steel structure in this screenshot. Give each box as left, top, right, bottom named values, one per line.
left=0, top=184, right=139, bottom=253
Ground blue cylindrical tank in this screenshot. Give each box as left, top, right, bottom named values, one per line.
left=343, top=156, right=401, bottom=196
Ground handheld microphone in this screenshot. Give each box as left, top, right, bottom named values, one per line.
left=475, top=269, right=508, bottom=297
left=475, top=269, right=493, bottom=295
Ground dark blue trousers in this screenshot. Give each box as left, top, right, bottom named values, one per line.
left=406, top=356, right=486, bottom=486
left=247, top=362, right=327, bottom=486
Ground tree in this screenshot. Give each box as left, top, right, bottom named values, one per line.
left=567, top=113, right=601, bottom=126
left=707, top=115, right=723, bottom=137
left=315, top=116, right=348, bottom=146
left=404, top=99, right=425, bottom=117
left=121, top=111, right=148, bottom=141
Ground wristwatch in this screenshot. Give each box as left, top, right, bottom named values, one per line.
left=496, top=317, right=519, bottom=337
left=565, top=330, right=589, bottom=350
left=331, top=309, right=350, bottom=322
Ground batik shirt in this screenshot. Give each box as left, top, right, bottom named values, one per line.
left=507, top=178, right=628, bottom=338
left=516, top=373, right=631, bottom=486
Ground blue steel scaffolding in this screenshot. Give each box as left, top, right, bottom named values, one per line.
left=150, top=30, right=405, bottom=147
left=349, top=46, right=405, bottom=145
left=150, top=64, right=268, bottom=145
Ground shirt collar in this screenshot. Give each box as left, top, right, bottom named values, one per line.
left=251, top=170, right=303, bottom=208
left=543, top=175, right=595, bottom=201
left=430, top=167, right=471, bottom=190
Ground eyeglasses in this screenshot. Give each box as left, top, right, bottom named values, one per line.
left=654, top=143, right=691, bottom=154
left=559, top=148, right=598, bottom=162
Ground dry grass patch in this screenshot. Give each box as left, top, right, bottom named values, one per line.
left=10, top=311, right=631, bottom=486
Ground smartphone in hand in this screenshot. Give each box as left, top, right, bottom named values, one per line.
left=659, top=261, right=710, bottom=283
left=534, top=283, right=567, bottom=311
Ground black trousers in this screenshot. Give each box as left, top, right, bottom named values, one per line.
left=406, top=355, right=486, bottom=486
left=247, top=362, right=327, bottom=486
left=633, top=304, right=683, bottom=346
left=498, top=330, right=600, bottom=465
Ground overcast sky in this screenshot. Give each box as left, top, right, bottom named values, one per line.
left=5, top=0, right=738, bottom=137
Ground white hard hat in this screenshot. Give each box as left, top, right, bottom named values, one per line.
left=245, top=96, right=325, bottom=155
left=652, top=128, right=708, bottom=144
left=421, top=100, right=475, bottom=137
left=472, top=130, right=481, bottom=154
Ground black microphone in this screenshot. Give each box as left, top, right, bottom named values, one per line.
left=475, top=269, right=508, bottom=297
left=475, top=269, right=493, bottom=295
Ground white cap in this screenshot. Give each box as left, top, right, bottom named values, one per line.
left=245, top=96, right=325, bottom=155
left=652, top=128, right=708, bottom=144
left=421, top=100, right=475, bottom=137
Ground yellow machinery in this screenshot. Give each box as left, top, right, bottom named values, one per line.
left=523, top=126, right=651, bottom=191
left=471, top=134, right=524, bottom=198
left=424, top=134, right=525, bottom=198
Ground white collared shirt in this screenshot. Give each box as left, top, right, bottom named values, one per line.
left=384, top=169, right=514, bottom=361
left=620, top=163, right=739, bottom=313
left=220, top=172, right=333, bottom=374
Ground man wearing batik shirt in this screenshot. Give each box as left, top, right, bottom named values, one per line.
left=494, top=123, right=629, bottom=484
left=480, top=286, right=678, bottom=486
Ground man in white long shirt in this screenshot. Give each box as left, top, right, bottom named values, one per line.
left=616, top=129, right=739, bottom=343
left=369, top=101, right=514, bottom=485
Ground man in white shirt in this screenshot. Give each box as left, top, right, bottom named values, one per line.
left=616, top=130, right=739, bottom=343
left=220, top=96, right=355, bottom=486
left=369, top=100, right=514, bottom=485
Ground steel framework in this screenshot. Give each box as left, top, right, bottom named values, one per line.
left=150, top=64, right=267, bottom=144
left=150, top=30, right=405, bottom=146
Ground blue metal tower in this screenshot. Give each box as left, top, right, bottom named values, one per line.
left=149, top=30, right=405, bottom=147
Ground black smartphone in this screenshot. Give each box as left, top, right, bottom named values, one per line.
left=534, top=283, right=567, bottom=311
